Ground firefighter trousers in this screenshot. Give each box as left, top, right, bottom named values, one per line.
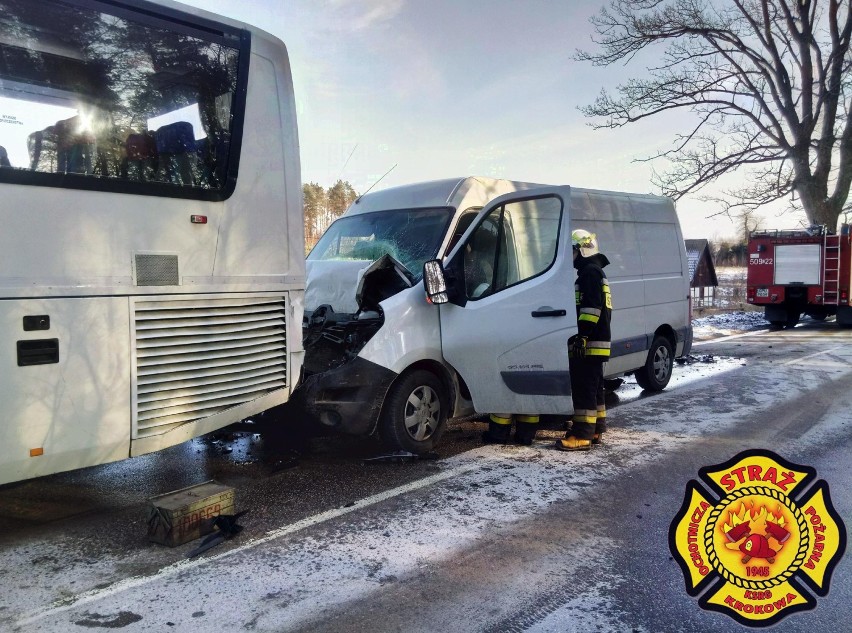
left=569, top=355, right=606, bottom=440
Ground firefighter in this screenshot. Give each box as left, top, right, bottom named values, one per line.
left=556, top=229, right=612, bottom=451
left=482, top=413, right=540, bottom=446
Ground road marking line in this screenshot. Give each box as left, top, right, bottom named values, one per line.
left=17, top=459, right=484, bottom=626
left=780, top=345, right=845, bottom=366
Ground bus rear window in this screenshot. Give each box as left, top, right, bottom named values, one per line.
left=0, top=0, right=247, bottom=200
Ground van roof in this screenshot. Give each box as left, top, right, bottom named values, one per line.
left=344, top=176, right=546, bottom=216
left=344, top=176, right=671, bottom=217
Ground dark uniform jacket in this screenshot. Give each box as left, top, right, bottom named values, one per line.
left=574, top=253, right=612, bottom=357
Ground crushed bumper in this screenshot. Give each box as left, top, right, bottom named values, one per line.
left=293, top=357, right=397, bottom=436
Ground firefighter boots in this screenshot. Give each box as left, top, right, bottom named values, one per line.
left=555, top=435, right=592, bottom=451
left=482, top=414, right=512, bottom=444
left=513, top=416, right=539, bottom=446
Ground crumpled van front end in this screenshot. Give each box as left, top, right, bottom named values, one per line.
left=298, top=256, right=414, bottom=435
left=296, top=202, right=459, bottom=452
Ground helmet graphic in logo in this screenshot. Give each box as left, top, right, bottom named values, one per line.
left=571, top=229, right=599, bottom=258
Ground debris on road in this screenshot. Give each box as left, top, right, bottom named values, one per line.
left=676, top=354, right=716, bottom=365
left=186, top=511, right=248, bottom=558
left=363, top=450, right=440, bottom=463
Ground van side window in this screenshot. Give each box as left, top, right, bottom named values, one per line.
left=463, top=195, right=562, bottom=300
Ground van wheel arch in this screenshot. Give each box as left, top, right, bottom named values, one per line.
left=377, top=362, right=454, bottom=454
left=634, top=328, right=675, bottom=392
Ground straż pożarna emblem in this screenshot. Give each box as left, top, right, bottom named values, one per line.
left=669, top=450, right=846, bottom=627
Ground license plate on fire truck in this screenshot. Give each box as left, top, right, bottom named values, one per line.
left=756, top=288, right=769, bottom=297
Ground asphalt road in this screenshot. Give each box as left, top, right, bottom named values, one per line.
left=1, top=320, right=850, bottom=632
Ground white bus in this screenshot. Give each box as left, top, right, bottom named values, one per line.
left=0, top=0, right=304, bottom=485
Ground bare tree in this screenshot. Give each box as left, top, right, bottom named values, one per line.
left=579, top=0, right=852, bottom=230
left=741, top=207, right=765, bottom=241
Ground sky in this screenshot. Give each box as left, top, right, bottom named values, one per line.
left=179, top=0, right=810, bottom=241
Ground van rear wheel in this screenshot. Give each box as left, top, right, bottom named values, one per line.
left=379, top=369, right=447, bottom=454
left=634, top=335, right=673, bottom=392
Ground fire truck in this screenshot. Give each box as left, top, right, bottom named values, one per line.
left=746, top=225, right=852, bottom=327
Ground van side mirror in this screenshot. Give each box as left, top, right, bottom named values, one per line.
left=423, top=259, right=448, bottom=304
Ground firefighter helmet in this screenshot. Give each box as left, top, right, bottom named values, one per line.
left=571, top=229, right=599, bottom=258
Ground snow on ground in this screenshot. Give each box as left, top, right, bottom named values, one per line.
left=17, top=343, right=852, bottom=632
left=691, top=310, right=768, bottom=340
left=690, top=266, right=769, bottom=340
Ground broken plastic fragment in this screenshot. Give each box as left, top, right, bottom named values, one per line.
left=355, top=254, right=415, bottom=312
left=363, top=450, right=439, bottom=463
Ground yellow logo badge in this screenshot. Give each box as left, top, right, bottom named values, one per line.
left=669, top=450, right=846, bottom=627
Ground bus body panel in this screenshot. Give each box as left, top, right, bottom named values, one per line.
left=0, top=0, right=304, bottom=484
left=0, top=44, right=302, bottom=294
left=0, top=297, right=131, bottom=484
left=213, top=38, right=303, bottom=284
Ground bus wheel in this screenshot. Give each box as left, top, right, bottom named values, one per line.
left=634, top=335, right=673, bottom=392
left=379, top=370, right=447, bottom=454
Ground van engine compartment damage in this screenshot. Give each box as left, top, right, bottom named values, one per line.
left=302, top=305, right=383, bottom=374
left=302, top=254, right=414, bottom=374
left=296, top=255, right=415, bottom=433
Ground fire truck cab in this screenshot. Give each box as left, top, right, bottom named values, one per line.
left=746, top=225, right=852, bottom=327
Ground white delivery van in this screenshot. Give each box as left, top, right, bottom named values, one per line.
left=299, top=176, right=692, bottom=453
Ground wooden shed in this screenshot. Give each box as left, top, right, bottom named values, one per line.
left=685, top=239, right=719, bottom=307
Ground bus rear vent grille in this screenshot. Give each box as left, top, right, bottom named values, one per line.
left=135, top=254, right=179, bottom=286
left=133, top=295, right=287, bottom=437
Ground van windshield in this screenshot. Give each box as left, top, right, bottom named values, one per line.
left=308, top=207, right=453, bottom=276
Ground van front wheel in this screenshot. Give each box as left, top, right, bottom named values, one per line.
left=634, top=335, right=673, bottom=392
left=379, top=369, right=447, bottom=454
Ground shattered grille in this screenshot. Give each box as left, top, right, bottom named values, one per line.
left=132, top=294, right=287, bottom=438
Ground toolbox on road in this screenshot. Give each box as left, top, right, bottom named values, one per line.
left=147, top=480, right=235, bottom=547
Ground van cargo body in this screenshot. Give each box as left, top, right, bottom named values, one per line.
left=300, top=177, right=693, bottom=453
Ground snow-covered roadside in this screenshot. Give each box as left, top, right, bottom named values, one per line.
left=690, top=266, right=767, bottom=341
left=14, top=341, right=852, bottom=633
left=691, top=310, right=768, bottom=341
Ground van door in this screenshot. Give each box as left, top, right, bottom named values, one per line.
left=439, top=188, right=576, bottom=415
